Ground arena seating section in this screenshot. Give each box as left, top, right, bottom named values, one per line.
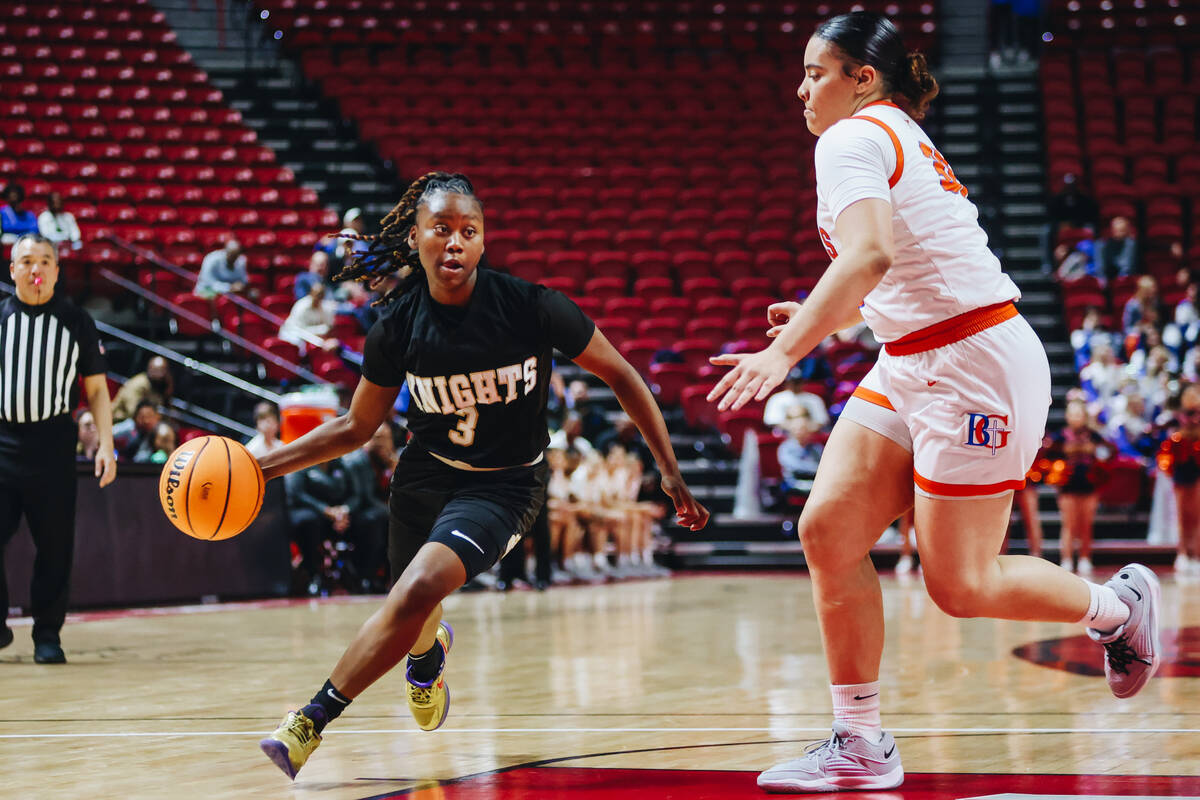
left=0, top=0, right=940, bottom=446
left=1042, top=0, right=1200, bottom=329
left=252, top=0, right=937, bottom=440
left=0, top=0, right=341, bottom=382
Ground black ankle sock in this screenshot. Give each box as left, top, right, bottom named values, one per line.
left=407, top=642, right=445, bottom=684
left=303, top=679, right=351, bottom=734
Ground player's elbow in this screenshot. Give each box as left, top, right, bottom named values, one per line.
left=858, top=246, right=893, bottom=276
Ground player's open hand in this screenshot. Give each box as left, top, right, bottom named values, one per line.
left=766, top=301, right=802, bottom=338
left=707, top=346, right=793, bottom=412
left=95, top=448, right=117, bottom=488
left=661, top=474, right=709, bottom=531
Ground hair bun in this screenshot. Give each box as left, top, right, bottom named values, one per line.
left=896, top=51, right=939, bottom=120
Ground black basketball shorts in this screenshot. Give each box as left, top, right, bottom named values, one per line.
left=387, top=452, right=548, bottom=580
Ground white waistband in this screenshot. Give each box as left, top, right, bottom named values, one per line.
left=428, top=451, right=544, bottom=472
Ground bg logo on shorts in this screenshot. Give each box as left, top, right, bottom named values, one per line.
left=964, top=412, right=1010, bottom=455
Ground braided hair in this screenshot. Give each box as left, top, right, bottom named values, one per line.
left=333, top=171, right=481, bottom=306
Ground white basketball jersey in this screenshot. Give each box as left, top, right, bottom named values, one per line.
left=813, top=100, right=1019, bottom=343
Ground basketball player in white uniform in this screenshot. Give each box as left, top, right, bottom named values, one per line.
left=708, top=12, right=1162, bottom=793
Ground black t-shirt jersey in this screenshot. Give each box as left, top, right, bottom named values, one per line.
left=362, top=269, right=595, bottom=469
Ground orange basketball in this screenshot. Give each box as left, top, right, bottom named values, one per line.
left=159, top=435, right=265, bottom=541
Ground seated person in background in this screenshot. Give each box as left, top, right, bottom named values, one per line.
left=37, top=191, right=82, bottom=254
left=1079, top=339, right=1124, bottom=415
left=565, top=379, right=609, bottom=443
left=763, top=366, right=830, bottom=431
left=112, top=400, right=162, bottom=462
left=548, top=411, right=595, bottom=458
left=75, top=409, right=100, bottom=462
left=341, top=426, right=394, bottom=591
left=1053, top=239, right=1097, bottom=283
left=194, top=239, right=248, bottom=298
left=778, top=405, right=825, bottom=490
left=1069, top=306, right=1121, bottom=371
left=245, top=401, right=283, bottom=459
left=0, top=183, right=40, bottom=246
left=112, top=356, right=174, bottom=422
left=285, top=456, right=387, bottom=595
left=294, top=250, right=332, bottom=301
left=280, top=282, right=340, bottom=353
left=136, top=421, right=178, bottom=465
left=1095, top=215, right=1139, bottom=281
left=1122, top=275, right=1159, bottom=334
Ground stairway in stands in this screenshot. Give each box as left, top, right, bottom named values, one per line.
left=153, top=0, right=402, bottom=226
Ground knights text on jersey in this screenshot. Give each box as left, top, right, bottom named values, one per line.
left=361, top=269, right=595, bottom=469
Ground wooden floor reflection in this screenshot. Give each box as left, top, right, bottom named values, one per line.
left=2, top=569, right=1198, bottom=799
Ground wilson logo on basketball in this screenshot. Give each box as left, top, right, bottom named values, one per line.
left=162, top=449, right=197, bottom=521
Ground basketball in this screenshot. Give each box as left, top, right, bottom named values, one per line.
left=158, top=436, right=265, bottom=541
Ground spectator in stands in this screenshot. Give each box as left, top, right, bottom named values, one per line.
left=342, top=429, right=393, bottom=591
left=37, top=192, right=82, bottom=254
left=548, top=411, right=595, bottom=458
left=280, top=282, right=340, bottom=352
left=1095, top=216, right=1139, bottom=281
left=111, top=400, right=162, bottom=462
left=778, top=405, right=825, bottom=490
left=565, top=379, right=609, bottom=443
left=1122, top=275, right=1159, bottom=334
left=75, top=409, right=99, bottom=462
left=0, top=183, right=39, bottom=247
left=137, top=422, right=178, bottom=465
left=245, top=401, right=283, bottom=459
left=1109, top=390, right=1160, bottom=461
left=1164, top=280, right=1199, bottom=362
left=1045, top=398, right=1111, bottom=575
left=595, top=413, right=654, bottom=474
left=1041, top=174, right=1099, bottom=273
left=285, top=456, right=386, bottom=595
left=194, top=239, right=248, bottom=298
left=112, top=356, right=174, bottom=422
left=763, top=366, right=830, bottom=431
left=1053, top=239, right=1097, bottom=283
left=1079, top=339, right=1123, bottom=417
left=294, top=250, right=332, bottom=301
left=1069, top=306, right=1120, bottom=372
left=545, top=446, right=584, bottom=585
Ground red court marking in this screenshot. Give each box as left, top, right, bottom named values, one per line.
left=1012, top=625, right=1200, bottom=678
left=370, top=768, right=1200, bottom=799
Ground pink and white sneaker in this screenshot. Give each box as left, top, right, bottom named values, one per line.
left=757, top=722, right=904, bottom=793
left=1087, top=563, right=1161, bottom=699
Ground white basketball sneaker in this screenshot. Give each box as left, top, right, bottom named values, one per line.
left=757, top=722, right=904, bottom=793
left=1087, top=563, right=1161, bottom=699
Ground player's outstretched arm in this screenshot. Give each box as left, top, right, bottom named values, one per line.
left=258, top=377, right=400, bottom=481
left=708, top=197, right=894, bottom=412
left=572, top=328, right=710, bottom=531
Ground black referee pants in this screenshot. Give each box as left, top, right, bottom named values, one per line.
left=0, top=457, right=77, bottom=644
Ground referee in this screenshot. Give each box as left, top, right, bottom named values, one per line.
left=0, top=233, right=115, bottom=664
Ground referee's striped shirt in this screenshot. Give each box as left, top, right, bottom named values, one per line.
left=0, top=292, right=106, bottom=425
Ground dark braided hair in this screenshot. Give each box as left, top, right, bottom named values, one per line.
left=333, top=171, right=481, bottom=306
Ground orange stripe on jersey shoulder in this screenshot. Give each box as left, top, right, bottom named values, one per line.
left=851, top=115, right=904, bottom=188
left=850, top=385, right=895, bottom=411
left=913, top=470, right=1026, bottom=497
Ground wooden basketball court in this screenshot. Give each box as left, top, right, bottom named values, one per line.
left=2, top=570, right=1198, bottom=798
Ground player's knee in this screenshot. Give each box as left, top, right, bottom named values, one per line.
left=393, top=570, right=451, bottom=617
left=797, top=508, right=854, bottom=572
left=924, top=572, right=987, bottom=618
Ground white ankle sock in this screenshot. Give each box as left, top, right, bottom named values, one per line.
left=1078, top=580, right=1130, bottom=633
left=831, top=681, right=882, bottom=743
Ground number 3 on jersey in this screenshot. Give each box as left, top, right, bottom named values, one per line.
left=449, top=407, right=478, bottom=446
left=919, top=142, right=968, bottom=197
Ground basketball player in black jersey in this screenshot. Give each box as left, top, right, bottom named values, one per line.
left=258, top=173, right=709, bottom=780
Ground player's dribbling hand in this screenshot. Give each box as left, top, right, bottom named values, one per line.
left=661, top=474, right=709, bottom=531
left=95, top=449, right=117, bottom=488
left=706, top=346, right=793, bottom=412
left=766, top=301, right=802, bottom=338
